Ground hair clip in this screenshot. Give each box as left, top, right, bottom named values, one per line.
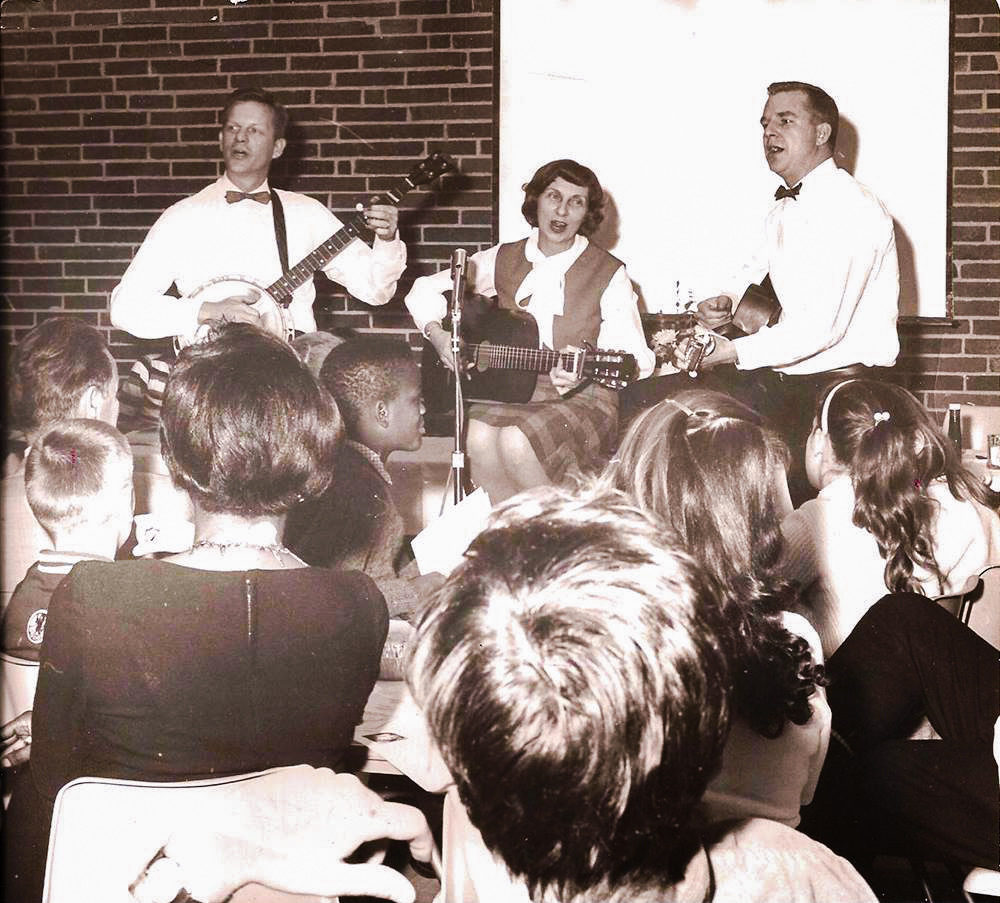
left=662, top=398, right=694, bottom=417
left=873, top=411, right=891, bottom=425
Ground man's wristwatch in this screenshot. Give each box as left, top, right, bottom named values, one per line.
left=130, top=848, right=206, bottom=903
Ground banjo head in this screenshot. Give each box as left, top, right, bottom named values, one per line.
left=176, top=276, right=294, bottom=350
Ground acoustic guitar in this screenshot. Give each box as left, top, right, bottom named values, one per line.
left=672, top=275, right=782, bottom=375
left=174, top=152, right=454, bottom=349
left=422, top=303, right=637, bottom=411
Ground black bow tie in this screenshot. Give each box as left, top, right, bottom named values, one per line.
left=225, top=189, right=271, bottom=205
left=774, top=183, right=802, bottom=201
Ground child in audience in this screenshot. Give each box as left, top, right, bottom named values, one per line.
left=2, top=419, right=134, bottom=660
left=781, top=378, right=1000, bottom=657
left=600, top=389, right=829, bottom=829
left=285, top=336, right=444, bottom=618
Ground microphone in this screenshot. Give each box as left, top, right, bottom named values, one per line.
left=450, top=248, right=467, bottom=319
left=451, top=247, right=467, bottom=282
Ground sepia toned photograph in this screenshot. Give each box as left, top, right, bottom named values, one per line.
left=1, top=1, right=997, bottom=900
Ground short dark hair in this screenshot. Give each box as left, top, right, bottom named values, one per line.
left=220, top=86, right=288, bottom=139
left=409, top=485, right=731, bottom=899
left=25, top=418, right=132, bottom=535
left=161, top=323, right=341, bottom=517
left=8, top=318, right=115, bottom=439
left=768, top=81, right=839, bottom=148
left=520, top=158, right=605, bottom=236
left=602, top=390, right=823, bottom=739
left=319, top=336, right=418, bottom=438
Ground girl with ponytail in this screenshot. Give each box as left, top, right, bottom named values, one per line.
left=782, top=378, right=999, bottom=656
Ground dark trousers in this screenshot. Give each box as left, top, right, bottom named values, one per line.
left=801, top=593, right=999, bottom=870
left=620, top=365, right=868, bottom=507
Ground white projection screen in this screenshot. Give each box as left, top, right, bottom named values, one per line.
left=498, top=0, right=950, bottom=319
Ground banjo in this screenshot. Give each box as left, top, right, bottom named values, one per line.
left=175, top=152, right=453, bottom=349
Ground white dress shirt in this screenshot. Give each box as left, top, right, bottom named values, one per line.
left=722, top=159, right=899, bottom=375
left=404, top=230, right=655, bottom=379
left=780, top=473, right=999, bottom=657
left=109, top=175, right=406, bottom=339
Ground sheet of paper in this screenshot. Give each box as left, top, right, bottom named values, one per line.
left=356, top=683, right=453, bottom=793
left=411, top=487, right=492, bottom=576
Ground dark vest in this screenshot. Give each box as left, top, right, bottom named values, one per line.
left=494, top=239, right=622, bottom=350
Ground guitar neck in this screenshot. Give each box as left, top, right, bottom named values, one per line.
left=264, top=179, right=412, bottom=306
left=468, top=343, right=577, bottom=374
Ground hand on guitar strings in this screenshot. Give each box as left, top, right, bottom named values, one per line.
left=550, top=347, right=584, bottom=395
left=358, top=202, right=399, bottom=241
left=425, top=322, right=473, bottom=376
left=695, top=294, right=733, bottom=331
left=196, top=291, right=263, bottom=328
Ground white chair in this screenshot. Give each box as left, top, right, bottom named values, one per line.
left=958, top=565, right=1000, bottom=650
left=1, top=651, right=40, bottom=724
left=43, top=766, right=333, bottom=903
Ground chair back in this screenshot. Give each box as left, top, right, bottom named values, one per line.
left=958, top=564, right=1000, bottom=650
left=1, top=651, right=40, bottom=724
left=43, top=766, right=330, bottom=903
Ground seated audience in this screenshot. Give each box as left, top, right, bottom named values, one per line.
left=407, top=486, right=875, bottom=902
left=780, top=378, right=1000, bottom=657
left=2, top=420, right=134, bottom=660
left=804, top=593, right=999, bottom=872
left=285, top=335, right=444, bottom=618
left=600, top=391, right=829, bottom=828
left=2, top=318, right=120, bottom=608
left=3, top=324, right=388, bottom=899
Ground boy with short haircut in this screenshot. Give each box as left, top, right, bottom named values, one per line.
left=2, top=419, right=134, bottom=660
left=285, top=336, right=442, bottom=618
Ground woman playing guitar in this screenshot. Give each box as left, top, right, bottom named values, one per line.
left=405, top=159, right=655, bottom=502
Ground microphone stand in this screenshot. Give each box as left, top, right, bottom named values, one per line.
left=449, top=248, right=468, bottom=504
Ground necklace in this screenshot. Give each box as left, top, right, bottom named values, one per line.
left=191, top=539, right=295, bottom=565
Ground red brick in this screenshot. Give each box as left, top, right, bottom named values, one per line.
left=421, top=14, right=493, bottom=32
left=954, top=241, right=999, bottom=258
left=169, top=23, right=268, bottom=41
left=954, top=111, right=1000, bottom=129
left=972, top=318, right=1000, bottom=334
left=954, top=298, right=1000, bottom=315
left=970, top=54, right=999, bottom=72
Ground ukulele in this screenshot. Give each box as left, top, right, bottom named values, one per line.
left=672, top=275, right=782, bottom=375
left=174, top=152, right=454, bottom=349
left=422, top=304, right=637, bottom=411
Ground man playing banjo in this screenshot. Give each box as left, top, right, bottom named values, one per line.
left=110, top=87, right=405, bottom=345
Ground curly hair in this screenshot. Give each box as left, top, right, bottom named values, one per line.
left=817, top=379, right=1000, bottom=596
left=520, top=158, right=605, bottom=237
left=318, top=335, right=418, bottom=438
left=600, top=390, right=825, bottom=738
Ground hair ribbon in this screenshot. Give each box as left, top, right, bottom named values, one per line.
left=819, top=379, right=858, bottom=433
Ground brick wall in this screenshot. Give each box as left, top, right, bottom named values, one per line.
left=0, top=0, right=495, bottom=370
left=1, top=0, right=997, bottom=414
left=895, top=0, right=999, bottom=411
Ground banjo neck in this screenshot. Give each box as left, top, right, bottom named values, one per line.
left=265, top=184, right=405, bottom=306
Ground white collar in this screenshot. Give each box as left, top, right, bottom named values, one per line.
left=523, top=228, right=588, bottom=268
